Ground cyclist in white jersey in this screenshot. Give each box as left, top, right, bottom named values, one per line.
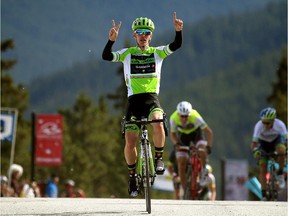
left=102, top=12, right=183, bottom=197
left=251, top=107, right=287, bottom=200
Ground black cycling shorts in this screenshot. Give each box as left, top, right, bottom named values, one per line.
left=259, top=135, right=282, bottom=153
left=178, top=128, right=204, bottom=146
left=125, top=93, right=163, bottom=120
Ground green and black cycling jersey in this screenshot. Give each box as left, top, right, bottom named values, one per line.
left=102, top=31, right=182, bottom=97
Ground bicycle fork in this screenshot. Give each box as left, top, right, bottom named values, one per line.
left=137, top=126, right=156, bottom=188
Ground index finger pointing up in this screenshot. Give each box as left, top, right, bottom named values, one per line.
left=173, top=12, right=177, bottom=21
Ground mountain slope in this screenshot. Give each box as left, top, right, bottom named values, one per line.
left=28, top=1, right=287, bottom=114
left=2, top=0, right=276, bottom=83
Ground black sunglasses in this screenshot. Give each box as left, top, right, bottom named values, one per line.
left=180, top=115, right=189, bottom=118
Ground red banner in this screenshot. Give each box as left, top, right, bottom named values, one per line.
left=35, top=114, right=63, bottom=166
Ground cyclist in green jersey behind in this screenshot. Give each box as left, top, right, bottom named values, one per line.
left=102, top=12, right=183, bottom=197
left=170, top=101, right=213, bottom=192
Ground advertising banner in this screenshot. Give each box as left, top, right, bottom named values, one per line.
left=223, top=159, right=248, bottom=200
left=35, top=114, right=63, bottom=166
left=0, top=112, right=16, bottom=142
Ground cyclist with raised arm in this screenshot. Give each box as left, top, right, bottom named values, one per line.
left=169, top=101, right=213, bottom=191
left=102, top=13, right=183, bottom=197
left=251, top=107, right=287, bottom=201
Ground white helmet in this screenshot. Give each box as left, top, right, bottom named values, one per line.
left=65, top=179, right=75, bottom=186
left=177, top=101, right=192, bottom=116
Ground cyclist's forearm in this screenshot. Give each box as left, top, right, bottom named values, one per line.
left=204, top=127, right=213, bottom=147
left=250, top=142, right=258, bottom=151
left=102, top=40, right=114, bottom=61
left=170, top=132, right=179, bottom=145
left=169, top=31, right=182, bottom=52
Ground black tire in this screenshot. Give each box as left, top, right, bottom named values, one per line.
left=269, top=165, right=278, bottom=201
left=184, top=165, right=192, bottom=200
left=143, top=141, right=151, bottom=214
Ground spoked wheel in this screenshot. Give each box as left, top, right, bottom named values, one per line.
left=143, top=142, right=151, bottom=214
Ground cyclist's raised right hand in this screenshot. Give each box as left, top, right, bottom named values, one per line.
left=109, top=20, right=121, bottom=41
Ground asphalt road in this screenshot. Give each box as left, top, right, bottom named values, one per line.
left=1, top=198, right=287, bottom=216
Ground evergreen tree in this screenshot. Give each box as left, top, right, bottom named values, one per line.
left=1, top=39, right=30, bottom=178
left=267, top=48, right=287, bottom=123
left=58, top=93, right=127, bottom=197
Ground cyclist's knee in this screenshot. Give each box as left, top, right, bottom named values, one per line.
left=151, top=113, right=164, bottom=130
left=152, top=122, right=164, bottom=132
left=196, top=140, right=207, bottom=149
left=149, top=108, right=164, bottom=119
left=176, top=151, right=189, bottom=159
left=276, top=144, right=286, bottom=154
left=197, top=144, right=207, bottom=156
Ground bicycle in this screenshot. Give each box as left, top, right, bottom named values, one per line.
left=122, top=114, right=168, bottom=214
left=183, top=145, right=203, bottom=200
left=264, top=152, right=286, bottom=201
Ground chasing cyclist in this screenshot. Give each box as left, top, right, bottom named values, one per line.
left=251, top=107, right=287, bottom=201
left=198, top=164, right=216, bottom=201
left=102, top=13, right=183, bottom=197
left=169, top=101, right=213, bottom=191
left=167, top=149, right=181, bottom=199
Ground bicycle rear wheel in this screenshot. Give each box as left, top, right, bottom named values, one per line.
left=190, top=169, right=199, bottom=200
left=143, top=141, right=151, bottom=213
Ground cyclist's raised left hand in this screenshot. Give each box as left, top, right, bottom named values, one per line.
left=173, top=12, right=183, bottom=32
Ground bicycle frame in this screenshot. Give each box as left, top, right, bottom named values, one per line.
left=184, top=145, right=202, bottom=200
left=122, top=115, right=168, bottom=214
left=265, top=152, right=280, bottom=201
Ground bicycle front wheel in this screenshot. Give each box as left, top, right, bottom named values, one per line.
left=269, top=165, right=278, bottom=201
left=184, top=165, right=192, bottom=200
left=143, top=141, right=151, bottom=214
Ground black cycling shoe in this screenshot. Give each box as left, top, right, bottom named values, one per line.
left=155, top=158, right=165, bottom=175
left=128, top=175, right=138, bottom=197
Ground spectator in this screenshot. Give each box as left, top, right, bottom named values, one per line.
left=8, top=164, right=23, bottom=197
left=45, top=173, right=59, bottom=198
left=20, top=178, right=35, bottom=198
left=198, top=164, right=216, bottom=201
left=1, top=175, right=13, bottom=197
left=31, top=181, right=41, bottom=197
left=61, top=179, right=76, bottom=198
left=76, top=188, right=86, bottom=198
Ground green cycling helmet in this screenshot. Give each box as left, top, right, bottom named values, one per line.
left=132, top=17, right=155, bottom=32
left=259, top=107, right=276, bottom=120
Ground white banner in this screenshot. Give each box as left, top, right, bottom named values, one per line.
left=224, top=159, right=248, bottom=200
